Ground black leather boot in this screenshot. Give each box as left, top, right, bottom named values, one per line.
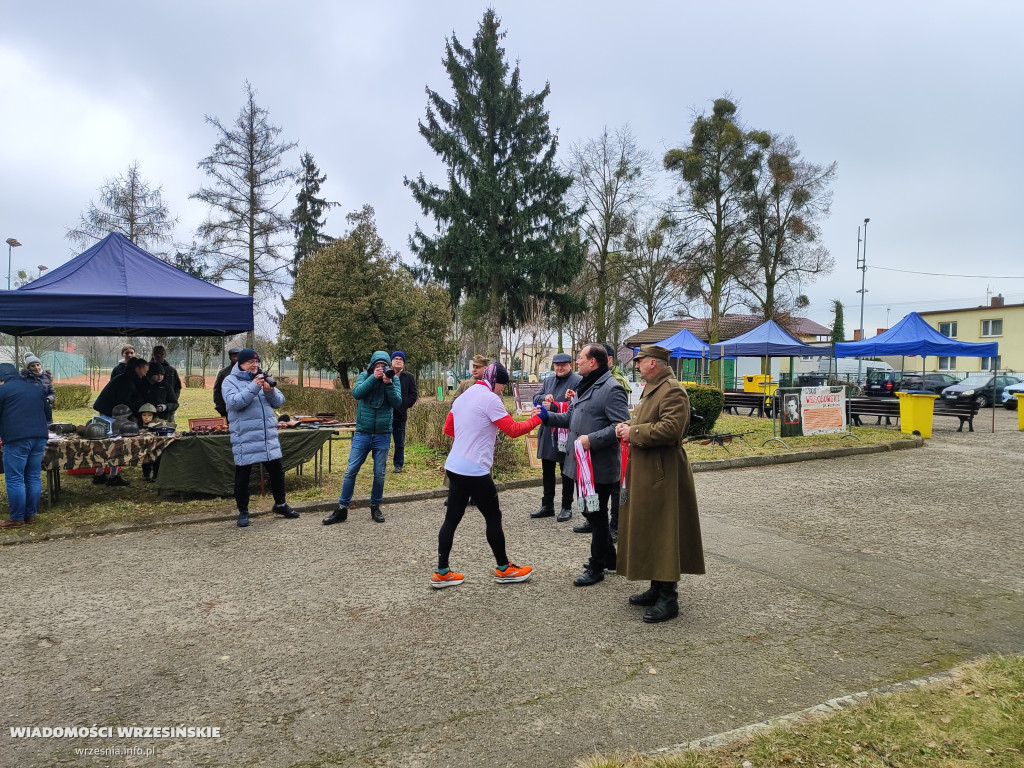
left=642, top=581, right=679, bottom=623
left=572, top=520, right=593, bottom=534
left=531, top=505, right=555, bottom=518
left=628, top=581, right=659, bottom=606
left=573, top=568, right=604, bottom=587
left=556, top=507, right=573, bottom=522
left=322, top=506, right=348, bottom=525
left=371, top=506, right=385, bottom=523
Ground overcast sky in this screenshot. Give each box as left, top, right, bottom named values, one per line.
left=2, top=0, right=1022, bottom=339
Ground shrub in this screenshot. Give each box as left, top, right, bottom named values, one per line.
left=277, top=385, right=357, bottom=421
left=685, top=384, right=723, bottom=436
left=185, top=375, right=206, bottom=389
left=54, top=384, right=91, bottom=410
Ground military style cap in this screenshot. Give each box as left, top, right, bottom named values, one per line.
left=471, top=354, right=491, bottom=367
left=551, top=352, right=572, bottom=364
left=634, top=344, right=671, bottom=363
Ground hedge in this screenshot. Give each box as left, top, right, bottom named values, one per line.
left=684, top=384, right=723, bottom=437
left=277, top=385, right=357, bottom=421
left=54, top=384, right=92, bottom=410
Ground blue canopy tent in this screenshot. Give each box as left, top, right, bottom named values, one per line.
left=833, top=312, right=997, bottom=360
left=0, top=232, right=253, bottom=336
left=715, top=320, right=826, bottom=358
left=649, top=327, right=715, bottom=359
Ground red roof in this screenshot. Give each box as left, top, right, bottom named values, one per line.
left=624, top=314, right=831, bottom=346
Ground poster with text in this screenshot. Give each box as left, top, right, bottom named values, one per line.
left=779, top=387, right=847, bottom=437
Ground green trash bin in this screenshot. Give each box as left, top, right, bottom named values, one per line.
left=895, top=391, right=938, bottom=437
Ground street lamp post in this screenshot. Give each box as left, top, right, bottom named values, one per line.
left=856, top=219, right=869, bottom=385
left=6, top=238, right=22, bottom=290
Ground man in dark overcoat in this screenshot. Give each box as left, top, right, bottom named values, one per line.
left=542, top=344, right=629, bottom=585
left=530, top=352, right=581, bottom=521
left=615, top=344, right=704, bottom=623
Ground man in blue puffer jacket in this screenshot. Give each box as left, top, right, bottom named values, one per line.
left=222, top=348, right=299, bottom=528
left=323, top=350, right=402, bottom=525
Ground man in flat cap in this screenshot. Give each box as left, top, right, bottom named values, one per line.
left=452, top=354, right=491, bottom=400
left=614, top=344, right=704, bottom=623
left=530, top=351, right=581, bottom=521
left=214, top=347, right=242, bottom=422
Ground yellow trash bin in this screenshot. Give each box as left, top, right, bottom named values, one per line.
left=895, top=391, right=938, bottom=438
left=743, top=374, right=772, bottom=393
left=1016, top=393, right=1024, bottom=431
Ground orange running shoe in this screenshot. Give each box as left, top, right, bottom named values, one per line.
left=431, top=570, right=465, bottom=589
left=494, top=563, right=533, bottom=583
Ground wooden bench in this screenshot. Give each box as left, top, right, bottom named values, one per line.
left=848, top=397, right=980, bottom=432
left=848, top=397, right=901, bottom=426
left=723, top=390, right=773, bottom=417
left=932, top=398, right=981, bottom=432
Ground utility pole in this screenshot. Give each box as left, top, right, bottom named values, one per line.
left=856, top=218, right=869, bottom=385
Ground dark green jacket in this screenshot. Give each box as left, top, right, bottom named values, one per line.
left=353, top=351, right=403, bottom=434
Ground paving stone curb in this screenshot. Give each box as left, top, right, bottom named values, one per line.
left=0, top=437, right=922, bottom=546
left=650, top=668, right=956, bottom=756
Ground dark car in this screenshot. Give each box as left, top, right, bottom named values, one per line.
left=894, top=372, right=961, bottom=395
left=864, top=369, right=903, bottom=397
left=939, top=374, right=1021, bottom=408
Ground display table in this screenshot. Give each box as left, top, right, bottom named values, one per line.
left=25, top=433, right=179, bottom=506
left=155, top=430, right=332, bottom=496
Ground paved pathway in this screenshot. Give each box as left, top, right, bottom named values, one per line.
left=1, top=410, right=1021, bottom=767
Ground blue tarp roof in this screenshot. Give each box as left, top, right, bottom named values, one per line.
left=715, top=320, right=827, bottom=358
left=834, top=312, right=998, bottom=358
left=638, top=327, right=720, bottom=359
left=0, top=232, right=253, bottom=336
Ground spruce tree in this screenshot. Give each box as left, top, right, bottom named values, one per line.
left=406, top=9, right=584, bottom=351
left=831, top=299, right=845, bottom=344
left=291, top=152, right=338, bottom=276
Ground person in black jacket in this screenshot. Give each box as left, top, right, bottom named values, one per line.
left=92, top=357, right=149, bottom=487
left=0, top=363, right=49, bottom=528
left=531, top=352, right=582, bottom=522
left=140, top=361, right=178, bottom=422
left=110, top=344, right=136, bottom=380
left=150, top=345, right=182, bottom=398
left=213, top=348, right=241, bottom=422
left=389, top=351, right=418, bottom=473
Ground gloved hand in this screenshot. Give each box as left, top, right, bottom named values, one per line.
left=538, top=403, right=549, bottom=423
left=48, top=395, right=56, bottom=403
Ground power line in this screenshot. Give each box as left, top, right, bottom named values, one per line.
left=871, top=265, right=1024, bottom=279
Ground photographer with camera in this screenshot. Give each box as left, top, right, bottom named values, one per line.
left=223, top=348, right=299, bottom=528
left=323, top=351, right=402, bottom=526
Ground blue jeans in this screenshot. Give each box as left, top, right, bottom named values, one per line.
left=338, top=432, right=390, bottom=507
left=3, top=437, right=46, bottom=521
left=392, top=423, right=406, bottom=470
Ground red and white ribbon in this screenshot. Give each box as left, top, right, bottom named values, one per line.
left=553, top=400, right=570, bottom=452
left=574, top=437, right=599, bottom=512
left=619, top=438, right=630, bottom=504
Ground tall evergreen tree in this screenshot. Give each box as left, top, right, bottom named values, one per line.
left=67, top=160, right=177, bottom=254
left=191, top=81, right=297, bottom=344
left=406, top=9, right=584, bottom=351
left=831, top=299, right=845, bottom=344
left=291, top=151, right=338, bottom=276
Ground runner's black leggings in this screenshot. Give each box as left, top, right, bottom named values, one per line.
left=234, top=459, right=286, bottom=512
left=438, top=471, right=508, bottom=570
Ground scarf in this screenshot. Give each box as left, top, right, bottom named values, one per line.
left=574, top=364, right=608, bottom=400
left=552, top=400, right=570, bottom=452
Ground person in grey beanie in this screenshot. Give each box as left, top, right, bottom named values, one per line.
left=21, top=353, right=56, bottom=423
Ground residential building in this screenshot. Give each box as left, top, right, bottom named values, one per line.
left=918, top=295, right=1022, bottom=374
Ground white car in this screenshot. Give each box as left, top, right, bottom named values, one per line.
left=1002, top=380, right=1024, bottom=410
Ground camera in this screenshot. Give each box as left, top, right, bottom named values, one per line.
left=255, top=367, right=278, bottom=387
left=384, top=367, right=396, bottom=380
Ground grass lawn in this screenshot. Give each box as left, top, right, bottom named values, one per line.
left=579, top=654, right=1024, bottom=768
left=1, top=390, right=911, bottom=537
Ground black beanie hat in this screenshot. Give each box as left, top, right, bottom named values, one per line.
left=147, top=360, right=164, bottom=377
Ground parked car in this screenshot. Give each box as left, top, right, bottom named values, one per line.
left=864, top=369, right=904, bottom=397
left=894, top=372, right=961, bottom=395
left=1002, top=380, right=1024, bottom=410
left=939, top=374, right=1021, bottom=408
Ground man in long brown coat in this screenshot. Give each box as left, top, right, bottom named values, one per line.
left=615, top=344, right=704, bottom=623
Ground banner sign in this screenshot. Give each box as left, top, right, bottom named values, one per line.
left=513, top=383, right=544, bottom=414
left=779, top=386, right=847, bottom=437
